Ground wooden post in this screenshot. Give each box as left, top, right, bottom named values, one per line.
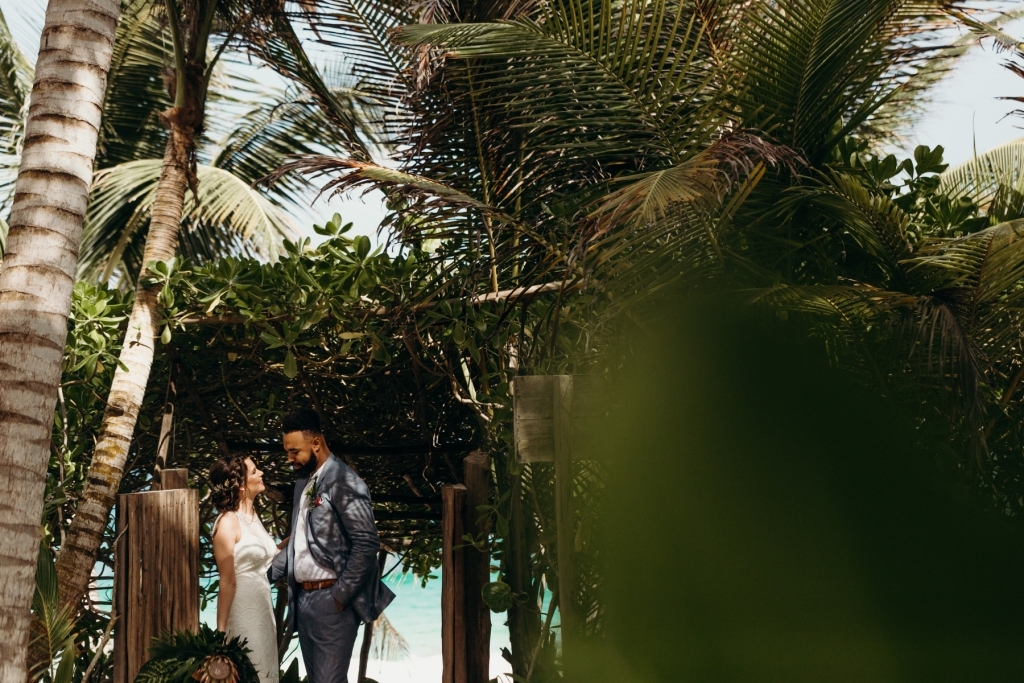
left=441, top=484, right=467, bottom=683
left=153, top=467, right=188, bottom=491
left=512, top=375, right=607, bottom=672
left=552, top=376, right=577, bottom=652
left=463, top=452, right=491, bottom=683
left=113, top=487, right=200, bottom=683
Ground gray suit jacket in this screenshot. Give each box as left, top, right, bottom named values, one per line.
left=270, top=454, right=395, bottom=629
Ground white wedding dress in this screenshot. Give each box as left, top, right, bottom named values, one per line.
left=215, top=511, right=281, bottom=683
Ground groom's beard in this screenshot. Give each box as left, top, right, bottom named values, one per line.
left=294, top=459, right=316, bottom=475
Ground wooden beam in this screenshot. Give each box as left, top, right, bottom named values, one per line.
left=463, top=452, right=491, bottom=683
left=512, top=374, right=607, bottom=463
left=441, top=484, right=467, bottom=683
left=155, top=405, right=174, bottom=471
left=372, top=493, right=441, bottom=505
left=373, top=510, right=441, bottom=521
left=225, top=441, right=475, bottom=457
left=552, top=376, right=578, bottom=652
left=179, top=281, right=568, bottom=326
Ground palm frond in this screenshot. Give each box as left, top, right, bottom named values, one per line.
left=210, top=79, right=365, bottom=207
left=946, top=7, right=1024, bottom=54
left=0, top=3, right=32, bottom=237
left=0, top=3, right=31, bottom=152
left=749, top=282, right=988, bottom=451
left=906, top=218, right=1024, bottom=314
left=589, top=151, right=721, bottom=230
left=369, top=613, right=411, bottom=662
left=80, top=159, right=298, bottom=281
left=939, top=137, right=1024, bottom=208
left=135, top=625, right=259, bottom=683
left=778, top=171, right=914, bottom=284
left=398, top=0, right=732, bottom=170
left=291, top=0, right=414, bottom=118
left=265, top=156, right=519, bottom=225
left=240, top=12, right=377, bottom=160
left=589, top=133, right=799, bottom=234
left=28, top=544, right=77, bottom=683
left=731, top=0, right=976, bottom=160
left=96, top=0, right=173, bottom=167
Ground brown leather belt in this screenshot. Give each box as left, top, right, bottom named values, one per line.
left=299, top=579, right=336, bottom=591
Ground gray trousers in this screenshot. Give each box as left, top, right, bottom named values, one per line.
left=296, top=587, right=361, bottom=683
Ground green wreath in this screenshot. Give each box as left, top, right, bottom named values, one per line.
left=134, top=624, right=260, bottom=683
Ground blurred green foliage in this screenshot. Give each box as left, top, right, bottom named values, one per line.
left=579, top=301, right=1024, bottom=682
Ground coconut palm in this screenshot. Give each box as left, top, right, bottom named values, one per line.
left=54, top=0, right=381, bottom=609
left=0, top=2, right=329, bottom=277
left=0, top=0, right=120, bottom=678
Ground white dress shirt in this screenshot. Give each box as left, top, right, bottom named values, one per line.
left=293, top=474, right=337, bottom=582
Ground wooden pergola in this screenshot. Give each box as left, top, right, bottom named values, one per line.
left=112, top=313, right=494, bottom=683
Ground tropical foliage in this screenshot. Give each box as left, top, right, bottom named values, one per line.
left=18, top=0, right=1024, bottom=681
left=134, top=625, right=258, bottom=683
left=261, top=2, right=1010, bottom=678
left=0, top=0, right=364, bottom=280
left=29, top=545, right=78, bottom=683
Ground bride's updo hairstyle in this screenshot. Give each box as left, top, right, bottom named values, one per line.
left=209, top=454, right=249, bottom=512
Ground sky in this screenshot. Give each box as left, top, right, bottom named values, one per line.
left=895, top=16, right=1024, bottom=165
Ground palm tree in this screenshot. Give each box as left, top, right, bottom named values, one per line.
left=54, top=0, right=379, bottom=609
left=0, top=7, right=31, bottom=255
left=271, top=0, right=996, bottom=675
left=0, top=0, right=120, bottom=678
left=0, top=2, right=306, bottom=272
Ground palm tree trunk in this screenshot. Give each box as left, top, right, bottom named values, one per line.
left=56, top=120, right=194, bottom=608
left=0, top=0, right=120, bottom=680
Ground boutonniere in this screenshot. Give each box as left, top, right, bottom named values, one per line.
left=306, top=475, right=321, bottom=508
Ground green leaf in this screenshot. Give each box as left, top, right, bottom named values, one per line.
left=481, top=581, right=514, bottom=613
left=355, top=235, right=371, bottom=259
left=81, top=161, right=299, bottom=281
left=914, top=144, right=948, bottom=176
left=260, top=331, right=284, bottom=348
left=283, top=350, right=298, bottom=379
left=52, top=638, right=75, bottom=683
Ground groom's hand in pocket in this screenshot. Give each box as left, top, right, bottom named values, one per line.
left=334, top=598, right=345, bottom=612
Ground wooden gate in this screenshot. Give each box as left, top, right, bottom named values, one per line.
left=113, top=474, right=199, bottom=683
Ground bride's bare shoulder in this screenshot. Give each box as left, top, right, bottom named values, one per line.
left=213, top=511, right=241, bottom=545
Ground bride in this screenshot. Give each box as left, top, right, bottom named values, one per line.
left=211, top=454, right=287, bottom=683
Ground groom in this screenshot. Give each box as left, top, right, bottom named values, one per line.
left=270, top=408, right=395, bottom=683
